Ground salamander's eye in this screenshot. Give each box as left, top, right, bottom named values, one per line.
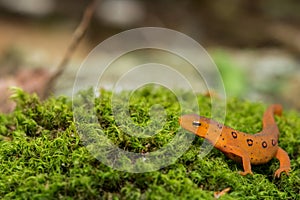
left=192, top=121, right=201, bottom=127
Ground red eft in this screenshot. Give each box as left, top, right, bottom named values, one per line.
left=179, top=104, right=291, bottom=177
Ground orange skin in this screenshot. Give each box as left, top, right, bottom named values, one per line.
left=179, top=104, right=291, bottom=177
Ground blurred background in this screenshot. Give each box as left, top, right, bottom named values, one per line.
left=0, top=0, right=299, bottom=111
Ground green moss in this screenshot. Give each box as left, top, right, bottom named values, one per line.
left=0, top=86, right=299, bottom=199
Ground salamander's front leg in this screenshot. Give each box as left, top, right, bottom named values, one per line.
left=274, top=147, right=291, bottom=178
left=225, top=145, right=253, bottom=176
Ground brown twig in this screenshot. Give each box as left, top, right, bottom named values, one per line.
left=43, top=0, right=98, bottom=99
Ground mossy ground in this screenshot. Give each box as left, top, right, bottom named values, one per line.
left=0, top=86, right=299, bottom=199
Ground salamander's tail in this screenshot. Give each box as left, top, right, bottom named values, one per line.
left=262, top=104, right=282, bottom=130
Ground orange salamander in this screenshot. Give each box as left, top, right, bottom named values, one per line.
left=179, top=104, right=291, bottom=177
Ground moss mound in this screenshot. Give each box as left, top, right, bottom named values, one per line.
left=0, top=87, right=299, bottom=199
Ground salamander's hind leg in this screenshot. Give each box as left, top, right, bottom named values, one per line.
left=274, top=147, right=291, bottom=178
left=225, top=145, right=253, bottom=176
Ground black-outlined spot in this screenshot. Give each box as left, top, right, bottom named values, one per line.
left=247, top=139, right=253, bottom=146
left=231, top=131, right=237, bottom=139
left=262, top=141, right=268, bottom=148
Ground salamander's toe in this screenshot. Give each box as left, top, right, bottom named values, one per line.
left=274, top=167, right=290, bottom=178
left=238, top=171, right=253, bottom=176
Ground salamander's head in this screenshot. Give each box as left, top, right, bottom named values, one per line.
left=179, top=114, right=211, bottom=138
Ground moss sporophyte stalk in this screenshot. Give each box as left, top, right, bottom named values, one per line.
left=0, top=86, right=299, bottom=199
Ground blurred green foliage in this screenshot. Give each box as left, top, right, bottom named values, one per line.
left=212, top=50, right=248, bottom=97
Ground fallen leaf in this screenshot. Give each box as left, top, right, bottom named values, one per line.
left=214, top=187, right=231, bottom=199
